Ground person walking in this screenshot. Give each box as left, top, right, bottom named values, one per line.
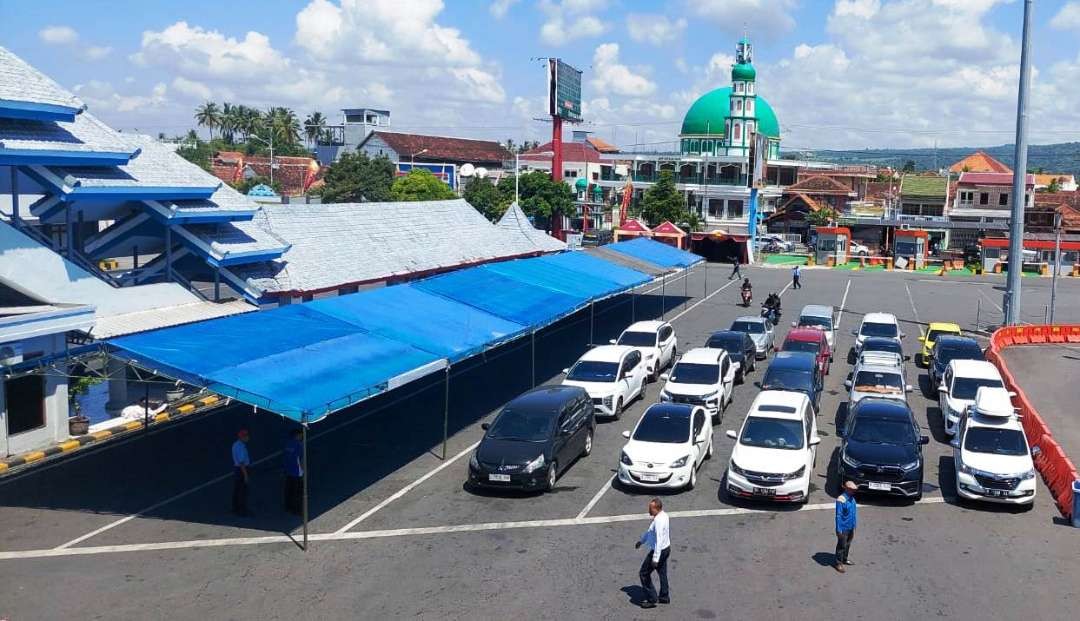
left=834, top=481, right=858, bottom=573
left=283, top=429, right=303, bottom=516
left=728, top=257, right=742, bottom=280
left=231, top=429, right=252, bottom=517
left=791, top=264, right=802, bottom=289
left=635, top=498, right=671, bottom=608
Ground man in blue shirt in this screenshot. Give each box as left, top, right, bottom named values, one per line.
left=283, top=429, right=303, bottom=516
left=792, top=264, right=802, bottom=289
left=231, top=429, right=252, bottom=517
left=834, top=480, right=858, bottom=573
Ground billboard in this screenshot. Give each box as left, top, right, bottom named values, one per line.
left=548, top=59, right=582, bottom=122
left=747, top=131, right=769, bottom=189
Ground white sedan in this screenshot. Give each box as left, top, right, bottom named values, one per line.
left=611, top=320, right=677, bottom=380
left=618, top=403, right=712, bottom=490
left=562, top=345, right=647, bottom=419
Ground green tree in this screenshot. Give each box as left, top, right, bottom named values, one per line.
left=902, top=159, right=917, bottom=173
left=390, top=168, right=456, bottom=201
left=176, top=130, right=212, bottom=171
left=512, top=170, right=574, bottom=220
left=220, top=102, right=239, bottom=143
left=318, top=152, right=395, bottom=202
left=463, top=176, right=505, bottom=220
left=640, top=170, right=698, bottom=229
left=304, top=111, right=327, bottom=147
left=807, top=207, right=837, bottom=226
left=1048, top=178, right=1061, bottom=193
left=194, top=101, right=220, bottom=140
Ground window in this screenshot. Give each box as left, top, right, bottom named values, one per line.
left=735, top=82, right=743, bottom=93
left=708, top=198, right=724, bottom=218
left=703, top=140, right=713, bottom=154
left=959, top=190, right=974, bottom=205
left=5, top=374, right=45, bottom=435
left=746, top=100, right=754, bottom=114
left=998, top=193, right=1009, bottom=206
left=728, top=199, right=744, bottom=219
left=735, top=99, right=743, bottom=112
left=659, top=325, right=673, bottom=342
left=693, top=410, right=705, bottom=437
left=979, top=192, right=989, bottom=205
left=564, top=170, right=574, bottom=178
left=721, top=357, right=730, bottom=379
left=690, top=139, right=700, bottom=153
left=733, top=123, right=741, bottom=141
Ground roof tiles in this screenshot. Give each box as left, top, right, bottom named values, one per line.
left=368, top=131, right=511, bottom=165
left=948, top=151, right=1012, bottom=174
left=0, top=111, right=135, bottom=156
left=496, top=202, right=566, bottom=253
left=0, top=46, right=84, bottom=112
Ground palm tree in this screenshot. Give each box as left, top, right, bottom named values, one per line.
left=194, top=102, right=220, bottom=140
left=265, top=107, right=301, bottom=148
left=304, top=111, right=326, bottom=147
left=220, top=102, right=239, bottom=144
left=237, top=105, right=261, bottom=142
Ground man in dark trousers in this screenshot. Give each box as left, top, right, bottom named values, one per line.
left=283, top=429, right=303, bottom=515
left=231, top=429, right=252, bottom=517
left=835, top=480, right=858, bottom=573
left=728, top=257, right=742, bottom=280
left=792, top=264, right=802, bottom=289
left=635, top=498, right=670, bottom=608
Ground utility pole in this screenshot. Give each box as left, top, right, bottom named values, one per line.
left=1004, top=0, right=1033, bottom=325
left=1050, top=211, right=1062, bottom=324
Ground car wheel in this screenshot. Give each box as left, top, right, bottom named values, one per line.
left=614, top=398, right=623, bottom=420
left=686, top=465, right=697, bottom=491
left=544, top=462, right=558, bottom=492
left=913, top=482, right=923, bottom=502
left=706, top=440, right=714, bottom=459
left=801, top=486, right=811, bottom=504
left=581, top=430, right=593, bottom=457
left=639, top=381, right=647, bottom=401
left=736, top=368, right=745, bottom=385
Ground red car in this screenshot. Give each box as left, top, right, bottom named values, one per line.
left=780, top=328, right=831, bottom=376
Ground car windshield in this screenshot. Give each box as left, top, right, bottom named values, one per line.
left=487, top=408, right=555, bottom=442
left=731, top=320, right=764, bottom=334
left=618, top=331, right=656, bottom=347
left=849, top=417, right=916, bottom=444
left=964, top=427, right=1028, bottom=456
left=762, top=368, right=812, bottom=392
left=952, top=377, right=1004, bottom=400
left=926, top=328, right=956, bottom=342
left=740, top=417, right=804, bottom=450
left=566, top=360, right=619, bottom=383
left=938, top=344, right=983, bottom=366
left=706, top=334, right=743, bottom=351
left=784, top=340, right=820, bottom=354
left=865, top=339, right=903, bottom=355
left=799, top=316, right=832, bottom=330
left=853, top=371, right=904, bottom=394
left=633, top=412, right=690, bottom=443
left=861, top=322, right=898, bottom=338
left=669, top=362, right=719, bottom=385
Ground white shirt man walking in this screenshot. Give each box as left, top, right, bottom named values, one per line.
left=635, top=498, right=671, bottom=608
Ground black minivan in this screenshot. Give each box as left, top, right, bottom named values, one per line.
left=758, top=351, right=823, bottom=412
left=468, top=385, right=595, bottom=492
left=838, top=397, right=930, bottom=501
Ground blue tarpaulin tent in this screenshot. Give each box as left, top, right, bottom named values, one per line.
left=607, top=237, right=703, bottom=269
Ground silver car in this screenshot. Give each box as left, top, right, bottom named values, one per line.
left=730, top=316, right=774, bottom=360
left=844, top=361, right=913, bottom=405
left=793, top=304, right=836, bottom=352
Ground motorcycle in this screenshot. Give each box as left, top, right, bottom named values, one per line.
left=741, top=288, right=753, bottom=307
left=761, top=303, right=780, bottom=324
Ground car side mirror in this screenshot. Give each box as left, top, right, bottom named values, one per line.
left=609, top=339, right=617, bottom=345
left=621, top=430, right=631, bottom=439
left=725, top=429, right=738, bottom=440
left=659, top=372, right=670, bottom=381
left=938, top=384, right=948, bottom=393
left=753, top=381, right=762, bottom=389
left=809, top=436, right=821, bottom=446
left=481, top=422, right=490, bottom=431
left=950, top=438, right=960, bottom=448
left=844, top=379, right=852, bottom=389
left=900, top=332, right=906, bottom=338
left=1031, top=445, right=1042, bottom=457
left=920, top=435, right=930, bottom=445
left=917, top=336, right=925, bottom=342
left=851, top=329, right=858, bottom=336
left=904, top=355, right=911, bottom=361
left=1008, top=391, right=1017, bottom=398
left=562, top=368, right=569, bottom=375
left=905, top=384, right=913, bottom=392
left=791, top=321, right=797, bottom=328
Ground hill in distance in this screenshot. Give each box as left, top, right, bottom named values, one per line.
left=785, top=142, right=1080, bottom=176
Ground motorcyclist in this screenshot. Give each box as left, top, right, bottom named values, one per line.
left=740, top=278, right=753, bottom=306
left=762, top=292, right=781, bottom=322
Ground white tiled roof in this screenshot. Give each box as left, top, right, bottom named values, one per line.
left=93, top=299, right=256, bottom=339
left=156, top=183, right=261, bottom=216
left=497, top=202, right=567, bottom=253
left=0, top=46, right=84, bottom=112
left=184, top=218, right=291, bottom=259
left=230, top=199, right=557, bottom=295
left=49, top=135, right=220, bottom=189
left=0, top=111, right=134, bottom=155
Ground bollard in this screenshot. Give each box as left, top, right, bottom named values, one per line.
left=1073, top=480, right=1080, bottom=527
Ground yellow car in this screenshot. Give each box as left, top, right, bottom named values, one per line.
left=917, top=322, right=963, bottom=366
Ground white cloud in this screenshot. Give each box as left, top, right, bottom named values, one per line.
left=73, top=80, right=169, bottom=114
left=626, top=14, right=687, bottom=46
left=489, top=0, right=519, bottom=18
left=84, top=46, right=112, bottom=61
left=689, top=0, right=798, bottom=39
left=1051, top=1, right=1080, bottom=30
left=171, top=77, right=213, bottom=102
left=39, top=25, right=78, bottom=45
left=539, top=0, right=608, bottom=45
left=590, top=43, right=656, bottom=97
left=132, top=22, right=289, bottom=81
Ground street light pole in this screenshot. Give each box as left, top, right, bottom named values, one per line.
left=1050, top=211, right=1062, bottom=324
left=250, top=133, right=275, bottom=187
left=1004, top=0, right=1034, bottom=325
left=515, top=152, right=520, bottom=204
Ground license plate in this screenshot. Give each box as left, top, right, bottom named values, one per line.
left=986, top=489, right=1007, bottom=497
left=488, top=474, right=511, bottom=482
left=637, top=473, right=660, bottom=482
left=868, top=482, right=891, bottom=491
left=753, top=487, right=776, bottom=496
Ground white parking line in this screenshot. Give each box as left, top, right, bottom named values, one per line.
left=667, top=277, right=739, bottom=323
left=836, top=279, right=852, bottom=328
left=904, top=281, right=922, bottom=327
left=0, top=496, right=949, bottom=562
left=576, top=475, right=614, bottom=519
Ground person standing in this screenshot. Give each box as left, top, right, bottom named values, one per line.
left=834, top=480, right=858, bottom=573
left=283, top=429, right=303, bottom=516
left=792, top=264, right=802, bottom=289
left=635, top=498, right=671, bottom=608
left=728, top=257, right=742, bottom=280
left=232, top=429, right=252, bottom=517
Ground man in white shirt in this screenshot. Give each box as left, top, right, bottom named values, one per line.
left=635, top=498, right=671, bottom=608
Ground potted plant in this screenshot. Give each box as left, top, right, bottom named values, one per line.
left=165, top=380, right=186, bottom=403
left=68, top=375, right=103, bottom=436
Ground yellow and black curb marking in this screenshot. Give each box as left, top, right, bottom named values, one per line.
left=0, top=395, right=223, bottom=475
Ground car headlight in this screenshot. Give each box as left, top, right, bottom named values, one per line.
left=659, top=390, right=672, bottom=401
left=645, top=353, right=655, bottom=360
left=729, top=460, right=747, bottom=476
left=1019, top=468, right=1036, bottom=480
left=700, top=390, right=719, bottom=401
left=670, top=454, right=690, bottom=468
left=523, top=454, right=546, bottom=474
left=784, top=465, right=806, bottom=480
left=620, top=451, right=633, bottom=466
left=900, top=459, right=921, bottom=472
left=841, top=453, right=862, bottom=469
left=602, top=395, right=614, bottom=407
left=469, top=453, right=479, bottom=470
left=957, top=461, right=973, bottom=475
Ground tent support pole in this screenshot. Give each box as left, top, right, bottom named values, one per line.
left=442, top=366, right=450, bottom=460
left=302, top=423, right=309, bottom=551
left=684, top=267, right=688, bottom=309
left=661, top=273, right=666, bottom=319
left=143, top=381, right=150, bottom=432
left=589, top=301, right=594, bottom=346
left=631, top=288, right=636, bottom=322
left=531, top=330, right=537, bottom=387
left=703, top=262, right=708, bottom=300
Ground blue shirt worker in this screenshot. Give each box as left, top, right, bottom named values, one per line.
left=635, top=498, right=671, bottom=608
left=834, top=480, right=858, bottom=573
left=283, top=429, right=304, bottom=516
left=231, top=429, right=252, bottom=517
left=792, top=264, right=802, bottom=289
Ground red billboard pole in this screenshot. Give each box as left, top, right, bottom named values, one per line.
left=551, top=115, right=563, bottom=240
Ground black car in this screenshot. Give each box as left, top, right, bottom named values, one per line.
left=468, top=385, right=594, bottom=492
left=582, top=229, right=614, bottom=247
left=838, top=398, right=930, bottom=500
left=929, top=335, right=985, bottom=387
left=705, top=330, right=757, bottom=382
left=758, top=351, right=823, bottom=412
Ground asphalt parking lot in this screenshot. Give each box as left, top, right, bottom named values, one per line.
left=3, top=264, right=1080, bottom=620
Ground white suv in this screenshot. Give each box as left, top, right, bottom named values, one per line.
left=659, top=347, right=737, bottom=422
left=952, top=388, right=1037, bottom=506
left=845, top=360, right=912, bottom=404
left=852, top=312, right=904, bottom=357
left=562, top=345, right=647, bottom=419
left=724, top=390, right=820, bottom=504
left=612, top=320, right=677, bottom=380
left=938, top=359, right=1007, bottom=436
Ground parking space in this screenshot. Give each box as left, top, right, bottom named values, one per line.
left=1003, top=344, right=1080, bottom=466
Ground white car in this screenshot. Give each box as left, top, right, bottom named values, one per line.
left=730, top=316, right=774, bottom=360
left=857, top=350, right=904, bottom=369
left=938, top=359, right=1007, bottom=436
left=850, top=241, right=871, bottom=256
left=611, top=320, right=677, bottom=380
left=952, top=388, right=1037, bottom=506
left=659, top=347, right=737, bottom=422
left=562, top=345, right=647, bottom=419
left=844, top=361, right=912, bottom=404
left=852, top=312, right=904, bottom=356
left=724, top=390, right=819, bottom=504
left=618, top=403, right=712, bottom=490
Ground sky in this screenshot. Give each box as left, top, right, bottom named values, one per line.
left=5, top=0, right=1080, bottom=152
